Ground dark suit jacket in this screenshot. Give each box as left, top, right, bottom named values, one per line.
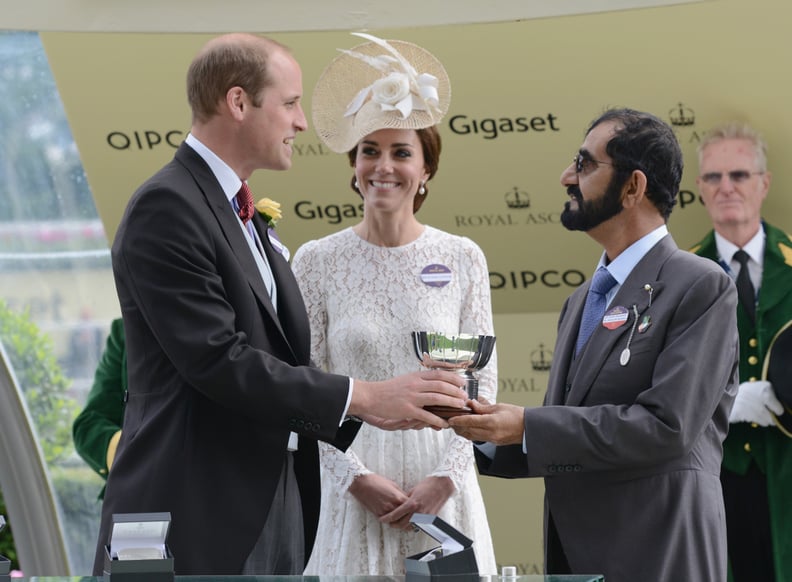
left=93, top=143, right=359, bottom=575
left=476, top=235, right=739, bottom=582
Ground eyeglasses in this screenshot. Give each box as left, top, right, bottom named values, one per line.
left=699, top=170, right=764, bottom=185
left=573, top=153, right=613, bottom=174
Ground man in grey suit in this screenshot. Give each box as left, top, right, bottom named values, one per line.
left=93, top=33, right=467, bottom=576
left=451, top=108, right=738, bottom=582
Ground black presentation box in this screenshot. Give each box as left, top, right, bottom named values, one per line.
left=1, top=514, right=10, bottom=582
left=405, top=513, right=479, bottom=581
left=103, top=512, right=173, bottom=582
left=0, top=555, right=9, bottom=582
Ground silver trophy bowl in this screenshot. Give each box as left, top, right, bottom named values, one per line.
left=411, top=331, right=496, bottom=418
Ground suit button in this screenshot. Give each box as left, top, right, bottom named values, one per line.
left=748, top=356, right=759, bottom=366
left=548, top=464, right=556, bottom=473
left=574, top=465, right=582, bottom=472
left=304, top=422, right=313, bottom=431
left=288, top=419, right=296, bottom=428
left=565, top=465, right=574, bottom=472
left=313, top=424, right=320, bottom=432
left=744, top=443, right=752, bottom=453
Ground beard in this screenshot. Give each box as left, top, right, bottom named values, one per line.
left=560, top=177, right=625, bottom=231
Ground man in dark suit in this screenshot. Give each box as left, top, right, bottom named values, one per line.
left=92, top=33, right=467, bottom=576
left=450, top=108, right=739, bottom=582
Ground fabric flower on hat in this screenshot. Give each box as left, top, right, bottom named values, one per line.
left=341, top=33, right=441, bottom=120
left=254, top=197, right=282, bottom=228
left=371, top=73, right=411, bottom=112
left=311, top=32, right=451, bottom=153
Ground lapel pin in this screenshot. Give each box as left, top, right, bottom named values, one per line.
left=643, top=284, right=654, bottom=308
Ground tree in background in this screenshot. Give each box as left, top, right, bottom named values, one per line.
left=0, top=298, right=79, bottom=570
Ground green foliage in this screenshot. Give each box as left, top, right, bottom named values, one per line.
left=0, top=298, right=78, bottom=464
left=0, top=298, right=80, bottom=571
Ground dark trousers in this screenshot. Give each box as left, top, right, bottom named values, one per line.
left=721, top=463, right=775, bottom=582
left=241, top=452, right=304, bottom=575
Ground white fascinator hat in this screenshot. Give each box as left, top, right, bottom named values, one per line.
left=312, top=32, right=451, bottom=154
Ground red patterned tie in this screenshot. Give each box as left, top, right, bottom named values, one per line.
left=236, top=182, right=255, bottom=224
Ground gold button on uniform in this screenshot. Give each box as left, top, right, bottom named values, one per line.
left=744, top=443, right=752, bottom=453
left=748, top=337, right=758, bottom=348
left=748, top=355, right=759, bottom=365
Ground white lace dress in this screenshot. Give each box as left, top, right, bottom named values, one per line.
left=292, top=225, right=497, bottom=576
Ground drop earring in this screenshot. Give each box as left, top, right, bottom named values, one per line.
left=418, top=182, right=426, bottom=195
left=354, top=180, right=360, bottom=190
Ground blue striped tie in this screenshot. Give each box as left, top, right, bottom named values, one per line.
left=575, top=267, right=617, bottom=356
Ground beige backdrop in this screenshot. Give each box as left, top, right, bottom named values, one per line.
left=37, top=0, right=792, bottom=571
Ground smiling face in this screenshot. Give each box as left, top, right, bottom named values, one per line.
left=696, top=137, right=769, bottom=234
left=241, top=48, right=307, bottom=172
left=559, top=120, right=625, bottom=232
left=353, top=128, right=430, bottom=216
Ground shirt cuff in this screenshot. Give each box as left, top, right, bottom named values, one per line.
left=340, top=377, right=354, bottom=426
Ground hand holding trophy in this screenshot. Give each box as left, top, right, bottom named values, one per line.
left=411, top=331, right=496, bottom=418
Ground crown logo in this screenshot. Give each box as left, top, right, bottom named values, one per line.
left=669, top=102, right=695, bottom=127
left=531, top=343, right=553, bottom=372
left=505, top=187, right=530, bottom=209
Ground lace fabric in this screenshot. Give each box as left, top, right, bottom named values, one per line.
left=292, top=226, right=497, bottom=575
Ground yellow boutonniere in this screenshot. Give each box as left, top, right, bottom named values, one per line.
left=254, top=197, right=282, bottom=228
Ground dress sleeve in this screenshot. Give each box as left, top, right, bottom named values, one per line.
left=292, top=239, right=373, bottom=492
left=430, top=238, right=498, bottom=491
left=317, top=440, right=373, bottom=494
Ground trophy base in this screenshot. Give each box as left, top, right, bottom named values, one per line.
left=425, top=405, right=473, bottom=419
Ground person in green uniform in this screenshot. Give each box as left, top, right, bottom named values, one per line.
left=72, top=318, right=125, bottom=495
left=691, top=121, right=792, bottom=582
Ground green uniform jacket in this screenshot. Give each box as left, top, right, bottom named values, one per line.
left=691, top=221, right=792, bottom=581
left=72, top=318, right=126, bottom=486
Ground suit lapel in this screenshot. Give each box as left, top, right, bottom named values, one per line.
left=759, top=226, right=792, bottom=314
left=175, top=144, right=297, bottom=358
left=693, top=224, right=792, bottom=317
left=254, top=220, right=311, bottom=364
left=546, top=294, right=585, bottom=405
left=564, top=235, right=675, bottom=406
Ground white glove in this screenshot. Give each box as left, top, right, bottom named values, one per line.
left=729, top=380, right=784, bottom=426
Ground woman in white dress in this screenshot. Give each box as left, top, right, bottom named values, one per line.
left=292, top=34, right=497, bottom=576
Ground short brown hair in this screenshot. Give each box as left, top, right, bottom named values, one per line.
left=186, top=34, right=289, bottom=123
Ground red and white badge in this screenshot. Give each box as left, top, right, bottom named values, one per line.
left=602, top=305, right=629, bottom=330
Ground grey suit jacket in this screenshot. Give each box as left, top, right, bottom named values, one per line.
left=93, top=143, right=359, bottom=575
left=477, top=235, right=738, bottom=582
